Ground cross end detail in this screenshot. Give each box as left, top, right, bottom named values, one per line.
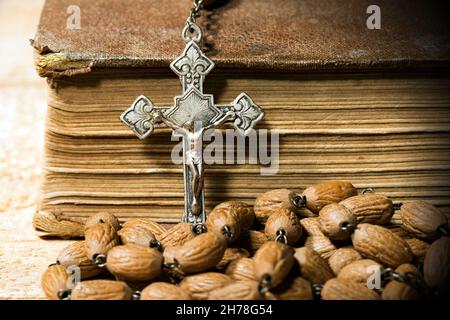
left=120, top=95, right=163, bottom=140
left=221, top=92, right=265, bottom=136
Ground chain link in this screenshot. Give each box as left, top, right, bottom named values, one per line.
left=93, top=254, right=107, bottom=268
left=57, top=289, right=71, bottom=300
left=188, top=0, right=204, bottom=23
left=340, top=221, right=355, bottom=233
left=163, top=258, right=185, bottom=283
left=132, top=291, right=141, bottom=300
left=221, top=225, right=233, bottom=238
left=275, top=228, right=288, bottom=245
left=362, top=187, right=375, bottom=194
left=438, top=225, right=449, bottom=236
left=258, top=274, right=272, bottom=294
left=182, top=1, right=206, bottom=43
left=150, top=239, right=162, bottom=251
left=381, top=267, right=428, bottom=292
left=311, top=284, right=323, bottom=300
left=291, top=193, right=306, bottom=208
left=192, top=222, right=207, bottom=235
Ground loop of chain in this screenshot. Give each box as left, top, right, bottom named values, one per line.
left=221, top=225, right=233, bottom=238
left=275, top=228, right=288, bottom=245
left=163, top=258, right=185, bottom=283
left=380, top=267, right=395, bottom=282
left=187, top=0, right=204, bottom=24
left=438, top=225, right=449, bottom=237
left=182, top=21, right=203, bottom=43
left=163, top=258, right=181, bottom=270
left=380, top=267, right=427, bottom=292
left=291, top=193, right=306, bottom=208
left=150, top=239, right=162, bottom=251
left=381, top=267, right=399, bottom=289
left=340, top=221, right=355, bottom=233
left=311, top=284, right=323, bottom=300
left=192, top=222, right=207, bottom=235
left=167, top=269, right=185, bottom=284
left=132, top=290, right=141, bottom=300
left=93, top=254, right=107, bottom=268
left=57, top=289, right=72, bottom=300
left=258, top=274, right=272, bottom=294
left=362, top=187, right=375, bottom=194
left=182, top=0, right=205, bottom=43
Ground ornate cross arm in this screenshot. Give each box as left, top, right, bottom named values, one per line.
left=120, top=95, right=171, bottom=139
left=121, top=91, right=264, bottom=139
left=214, top=93, right=265, bottom=136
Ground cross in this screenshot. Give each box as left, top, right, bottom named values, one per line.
left=120, top=22, right=264, bottom=226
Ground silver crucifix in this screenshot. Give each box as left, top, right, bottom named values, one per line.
left=120, top=22, right=264, bottom=226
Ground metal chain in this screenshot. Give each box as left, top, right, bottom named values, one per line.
left=132, top=291, right=141, bottom=300
left=150, top=239, right=162, bottom=251
left=192, top=222, right=207, bottom=235
left=258, top=274, right=272, bottom=294
left=187, top=0, right=204, bottom=23
left=438, top=225, right=449, bottom=236
left=93, top=254, right=107, bottom=268
left=380, top=267, right=428, bottom=292
left=362, top=187, right=375, bottom=194
left=340, top=221, right=355, bottom=233
left=275, top=228, right=288, bottom=245
left=57, top=289, right=72, bottom=300
left=311, top=284, right=323, bottom=300
left=222, top=225, right=233, bottom=238
left=163, top=258, right=185, bottom=283
left=291, top=193, right=306, bottom=208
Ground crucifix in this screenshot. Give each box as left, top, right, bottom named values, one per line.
left=120, top=19, right=264, bottom=228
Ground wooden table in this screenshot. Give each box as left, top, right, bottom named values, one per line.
left=0, top=0, right=72, bottom=299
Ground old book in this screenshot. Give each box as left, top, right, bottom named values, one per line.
left=32, top=0, right=450, bottom=228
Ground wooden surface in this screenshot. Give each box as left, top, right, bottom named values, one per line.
left=0, top=0, right=70, bottom=299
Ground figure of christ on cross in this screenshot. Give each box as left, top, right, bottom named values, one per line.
left=121, top=22, right=264, bottom=227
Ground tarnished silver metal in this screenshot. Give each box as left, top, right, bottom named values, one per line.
left=258, top=274, right=272, bottom=294
left=120, top=19, right=264, bottom=225
left=362, top=187, right=375, bottom=194
left=149, top=239, right=162, bottom=251
left=311, top=283, right=323, bottom=299
left=57, top=289, right=71, bottom=300
left=438, top=225, right=449, bottom=236
left=380, top=267, right=428, bottom=292
left=132, top=291, right=141, bottom=300
left=290, top=193, right=306, bottom=208
left=182, top=22, right=203, bottom=44
left=340, top=221, right=355, bottom=233
left=192, top=222, right=207, bottom=235
left=93, top=254, right=107, bottom=268
left=275, top=228, right=288, bottom=245
left=187, top=0, right=204, bottom=24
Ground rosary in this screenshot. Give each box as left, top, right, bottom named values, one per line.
left=40, top=1, right=448, bottom=301
left=120, top=0, right=264, bottom=230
